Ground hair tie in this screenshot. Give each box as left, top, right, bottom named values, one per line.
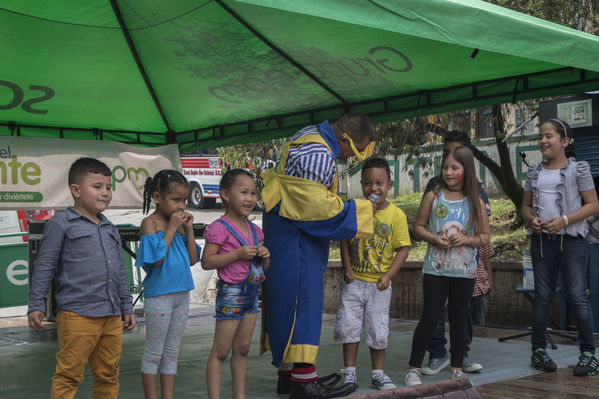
left=548, top=118, right=568, bottom=138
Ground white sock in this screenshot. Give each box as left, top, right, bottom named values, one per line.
left=343, top=366, right=356, bottom=371
left=372, top=369, right=384, bottom=375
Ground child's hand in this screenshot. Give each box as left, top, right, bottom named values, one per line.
left=433, top=235, right=451, bottom=250
left=542, top=217, right=566, bottom=234
left=377, top=275, right=391, bottom=291
left=28, top=311, right=44, bottom=331
left=237, top=245, right=258, bottom=259
left=182, top=212, right=194, bottom=231
left=168, top=211, right=187, bottom=230
left=530, top=217, right=544, bottom=234
left=123, top=313, right=136, bottom=332
left=257, top=244, right=270, bottom=259
left=343, top=269, right=355, bottom=284
left=448, top=232, right=468, bottom=247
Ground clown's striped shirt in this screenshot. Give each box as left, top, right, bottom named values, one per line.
left=282, top=125, right=336, bottom=189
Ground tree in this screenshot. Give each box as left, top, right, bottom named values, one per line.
left=372, top=1, right=598, bottom=218
left=217, top=138, right=284, bottom=174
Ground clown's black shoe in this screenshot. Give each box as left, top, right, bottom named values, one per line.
left=289, top=379, right=358, bottom=399
left=277, top=373, right=341, bottom=395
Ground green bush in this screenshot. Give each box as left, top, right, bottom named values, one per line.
left=330, top=194, right=527, bottom=261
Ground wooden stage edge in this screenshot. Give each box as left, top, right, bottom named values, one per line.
left=475, top=366, right=599, bottom=399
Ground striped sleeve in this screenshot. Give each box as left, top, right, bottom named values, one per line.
left=285, top=142, right=336, bottom=188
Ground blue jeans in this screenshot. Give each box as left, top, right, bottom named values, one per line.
left=589, top=242, right=599, bottom=333
left=471, top=295, right=488, bottom=326
left=531, top=233, right=595, bottom=354
left=427, top=298, right=473, bottom=359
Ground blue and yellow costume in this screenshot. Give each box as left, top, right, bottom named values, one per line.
left=261, top=121, right=373, bottom=367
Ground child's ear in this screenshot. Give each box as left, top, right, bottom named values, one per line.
left=152, top=191, right=160, bottom=205
left=220, top=188, right=229, bottom=203
left=69, top=183, right=80, bottom=198
left=388, top=180, right=393, bottom=189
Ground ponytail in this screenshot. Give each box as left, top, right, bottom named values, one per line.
left=142, top=170, right=188, bottom=214
left=142, top=177, right=154, bottom=215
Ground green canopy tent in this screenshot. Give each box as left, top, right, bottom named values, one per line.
left=2, top=0, right=599, bottom=151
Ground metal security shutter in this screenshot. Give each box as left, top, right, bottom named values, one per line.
left=574, top=127, right=599, bottom=176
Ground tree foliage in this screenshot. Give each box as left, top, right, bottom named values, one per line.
left=372, top=0, right=598, bottom=222
left=488, top=0, right=598, bottom=34
left=217, top=138, right=284, bottom=173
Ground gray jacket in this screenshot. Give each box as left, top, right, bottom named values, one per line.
left=524, top=158, right=594, bottom=238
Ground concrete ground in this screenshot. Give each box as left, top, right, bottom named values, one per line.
left=0, top=304, right=584, bottom=399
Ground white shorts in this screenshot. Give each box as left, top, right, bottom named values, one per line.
left=333, top=278, right=392, bottom=350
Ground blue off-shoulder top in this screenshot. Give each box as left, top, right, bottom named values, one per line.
left=135, top=231, right=200, bottom=298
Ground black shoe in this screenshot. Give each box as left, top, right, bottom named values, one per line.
left=573, top=352, right=599, bottom=376
left=289, top=380, right=358, bottom=399
left=531, top=348, right=557, bottom=372
left=327, top=382, right=359, bottom=398
left=278, top=373, right=340, bottom=395
left=317, top=373, right=341, bottom=388
left=277, top=374, right=291, bottom=394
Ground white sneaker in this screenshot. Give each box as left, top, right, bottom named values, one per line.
left=404, top=369, right=422, bottom=386
left=340, top=368, right=357, bottom=384
left=462, top=356, right=483, bottom=373
left=371, top=371, right=396, bottom=390
left=420, top=356, right=450, bottom=375
left=450, top=369, right=465, bottom=379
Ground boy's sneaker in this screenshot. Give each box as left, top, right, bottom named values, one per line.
left=420, top=356, right=450, bottom=375
left=450, top=369, right=465, bottom=379
left=531, top=348, right=557, bottom=372
left=340, top=368, right=357, bottom=385
left=404, top=369, right=422, bottom=386
left=573, top=352, right=599, bottom=376
left=371, top=371, right=396, bottom=390
left=462, top=356, right=483, bottom=373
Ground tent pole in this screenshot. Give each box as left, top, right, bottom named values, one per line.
left=109, top=0, right=174, bottom=142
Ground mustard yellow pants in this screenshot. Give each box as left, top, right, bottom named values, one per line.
left=51, top=311, right=122, bottom=399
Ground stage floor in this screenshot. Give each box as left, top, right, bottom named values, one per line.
left=1, top=304, right=597, bottom=398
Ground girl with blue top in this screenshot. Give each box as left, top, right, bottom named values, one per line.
left=136, top=170, right=200, bottom=399
left=202, top=169, right=270, bottom=399
left=522, top=119, right=599, bottom=376
left=405, top=146, right=489, bottom=386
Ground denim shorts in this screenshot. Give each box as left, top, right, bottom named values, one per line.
left=214, top=280, right=260, bottom=320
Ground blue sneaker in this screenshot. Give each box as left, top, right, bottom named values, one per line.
left=420, top=356, right=450, bottom=375
left=371, top=371, right=396, bottom=390
left=462, top=356, right=483, bottom=373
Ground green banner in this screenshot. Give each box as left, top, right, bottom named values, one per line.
left=0, top=242, right=29, bottom=308
left=0, top=192, right=43, bottom=202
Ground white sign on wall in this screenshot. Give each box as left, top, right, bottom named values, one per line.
left=557, top=99, right=593, bottom=128
left=0, top=136, right=181, bottom=209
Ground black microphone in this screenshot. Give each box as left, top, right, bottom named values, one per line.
left=519, top=152, right=529, bottom=167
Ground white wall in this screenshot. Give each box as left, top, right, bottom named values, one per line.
left=340, top=137, right=542, bottom=199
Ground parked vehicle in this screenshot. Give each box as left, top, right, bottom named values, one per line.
left=181, top=152, right=223, bottom=209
